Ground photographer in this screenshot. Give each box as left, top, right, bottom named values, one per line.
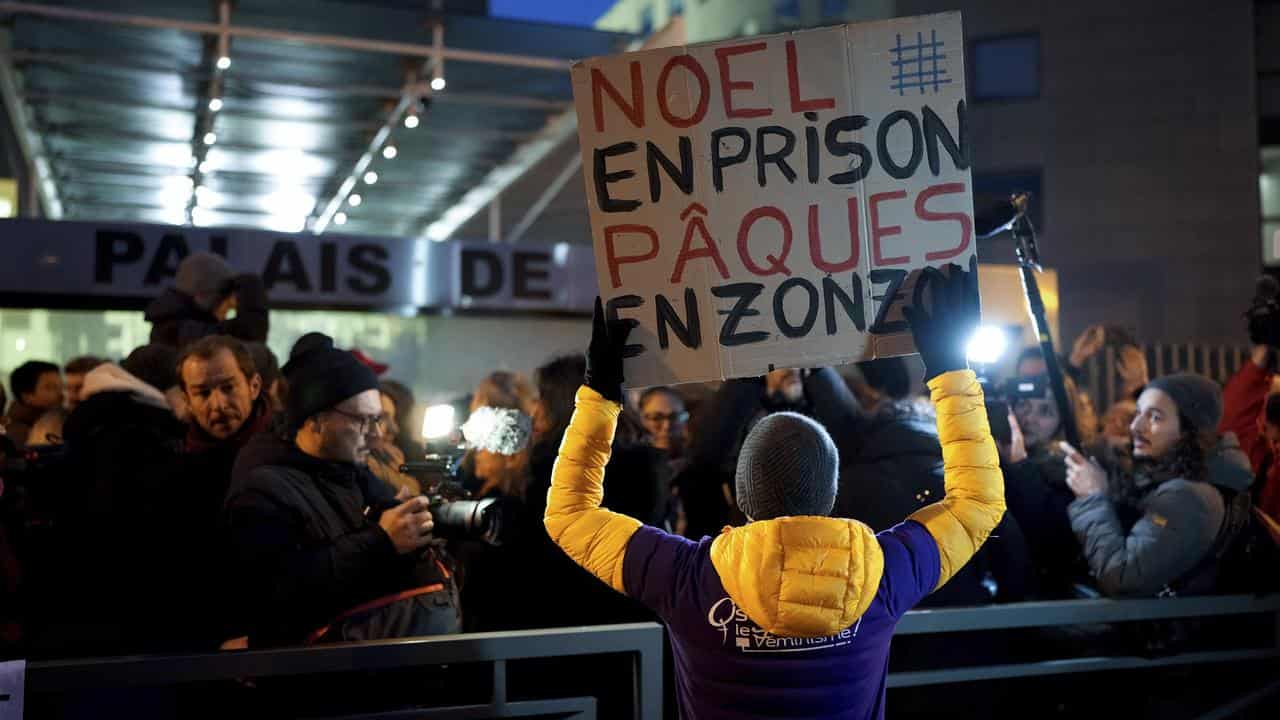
left=144, top=252, right=269, bottom=349
left=1064, top=374, right=1253, bottom=596
left=1219, top=276, right=1280, bottom=525
left=226, top=335, right=458, bottom=647
left=545, top=263, right=1003, bottom=719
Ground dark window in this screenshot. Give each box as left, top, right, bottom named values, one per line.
left=971, top=33, right=1040, bottom=101
left=639, top=6, right=654, bottom=34
left=670, top=0, right=684, bottom=16
left=774, top=0, right=800, bottom=22
left=821, top=0, right=846, bottom=19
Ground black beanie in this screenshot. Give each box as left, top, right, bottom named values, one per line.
left=123, top=344, right=179, bottom=392
left=282, top=333, right=378, bottom=431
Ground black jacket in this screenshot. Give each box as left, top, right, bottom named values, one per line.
left=805, top=368, right=1032, bottom=605
left=510, top=438, right=663, bottom=630
left=226, top=433, right=457, bottom=647
left=144, top=273, right=268, bottom=348
left=26, top=374, right=187, bottom=657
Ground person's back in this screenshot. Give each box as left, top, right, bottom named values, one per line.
left=621, top=512, right=943, bottom=718
left=548, top=266, right=1002, bottom=719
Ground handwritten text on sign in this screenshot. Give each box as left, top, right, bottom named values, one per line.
left=572, top=12, right=974, bottom=387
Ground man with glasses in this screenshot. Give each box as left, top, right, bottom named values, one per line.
left=226, top=334, right=459, bottom=647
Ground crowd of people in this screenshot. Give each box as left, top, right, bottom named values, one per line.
left=1, top=252, right=1278, bottom=685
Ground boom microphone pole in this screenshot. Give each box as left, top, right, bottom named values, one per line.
left=982, top=193, right=1081, bottom=448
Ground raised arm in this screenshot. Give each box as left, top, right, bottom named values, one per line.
left=543, top=299, right=643, bottom=592
left=902, top=261, right=1005, bottom=589
left=907, top=370, right=1005, bottom=588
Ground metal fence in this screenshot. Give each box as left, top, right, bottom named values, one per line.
left=19, top=594, right=1280, bottom=719
left=25, top=623, right=665, bottom=720
left=1079, top=344, right=1254, bottom=411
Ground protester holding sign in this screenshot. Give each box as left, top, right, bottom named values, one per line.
left=545, top=261, right=1003, bottom=719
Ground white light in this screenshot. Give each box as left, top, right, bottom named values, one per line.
left=363, top=171, right=378, bottom=185
left=0, top=197, right=12, bottom=218
left=194, top=185, right=217, bottom=205
left=208, top=97, right=223, bottom=112
left=159, top=175, right=194, bottom=204
left=348, top=193, right=363, bottom=207
left=162, top=174, right=194, bottom=193
left=430, top=76, right=446, bottom=91
left=334, top=211, right=348, bottom=225
left=153, top=144, right=196, bottom=167
left=966, top=325, right=1009, bottom=365
left=203, top=131, right=217, bottom=145
left=15, top=337, right=26, bottom=352
left=265, top=189, right=316, bottom=217
left=198, top=160, right=211, bottom=174
left=263, top=214, right=306, bottom=233
left=404, top=114, right=420, bottom=129
left=553, top=242, right=570, bottom=267
left=382, top=145, right=398, bottom=159
left=191, top=207, right=212, bottom=227
left=216, top=55, right=231, bottom=70
left=422, top=404, right=456, bottom=440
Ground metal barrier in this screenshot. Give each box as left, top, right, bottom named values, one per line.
left=25, top=623, right=666, bottom=720
left=891, top=593, right=1280, bottom=689
left=21, top=594, right=1280, bottom=718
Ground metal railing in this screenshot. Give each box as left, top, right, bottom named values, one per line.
left=1080, top=343, right=1253, bottom=411
left=25, top=623, right=665, bottom=720
left=20, top=594, right=1280, bottom=719
left=891, top=593, right=1280, bottom=689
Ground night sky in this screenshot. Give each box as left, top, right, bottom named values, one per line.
left=489, top=0, right=619, bottom=27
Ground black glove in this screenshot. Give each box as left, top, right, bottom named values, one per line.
left=903, top=259, right=981, bottom=381
left=585, top=297, right=635, bottom=403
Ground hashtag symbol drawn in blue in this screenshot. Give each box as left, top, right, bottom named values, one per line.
left=889, top=29, right=951, bottom=96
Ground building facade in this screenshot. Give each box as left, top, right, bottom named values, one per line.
left=597, top=0, right=1262, bottom=348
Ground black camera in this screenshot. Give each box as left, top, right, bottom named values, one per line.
left=1247, top=275, right=1280, bottom=349
left=401, top=454, right=506, bottom=546
left=979, top=376, right=1050, bottom=450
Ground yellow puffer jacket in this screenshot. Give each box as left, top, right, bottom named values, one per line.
left=544, top=369, right=1003, bottom=637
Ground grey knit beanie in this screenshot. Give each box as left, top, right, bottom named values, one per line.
left=1146, top=373, right=1223, bottom=433
left=175, top=252, right=235, bottom=308
left=735, top=411, right=839, bottom=520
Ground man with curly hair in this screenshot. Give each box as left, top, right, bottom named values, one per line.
left=1064, top=373, right=1253, bottom=596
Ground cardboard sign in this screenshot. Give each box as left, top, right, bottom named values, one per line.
left=571, top=12, right=974, bottom=387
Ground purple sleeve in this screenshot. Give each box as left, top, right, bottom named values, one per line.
left=622, top=525, right=708, bottom=622
left=876, top=520, right=942, bottom=618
